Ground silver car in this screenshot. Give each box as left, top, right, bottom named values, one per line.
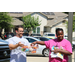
left=0, top=39, right=10, bottom=61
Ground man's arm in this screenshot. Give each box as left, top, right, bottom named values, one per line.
left=9, top=42, right=24, bottom=50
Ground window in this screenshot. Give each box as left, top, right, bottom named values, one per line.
left=48, top=34, right=55, bottom=36
left=26, top=38, right=36, bottom=43
left=44, top=34, right=47, bottom=36
left=33, top=28, right=36, bottom=33
left=40, top=38, right=49, bottom=41
left=37, top=27, right=40, bottom=34
left=33, top=27, right=40, bottom=34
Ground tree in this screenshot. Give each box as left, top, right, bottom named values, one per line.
left=63, top=12, right=69, bottom=14
left=73, top=16, right=75, bottom=31
left=0, top=12, right=13, bottom=32
left=64, top=12, right=75, bottom=15
left=22, top=15, right=41, bottom=33
left=65, top=16, right=75, bottom=32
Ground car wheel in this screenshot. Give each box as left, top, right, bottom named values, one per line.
left=43, top=48, right=49, bottom=57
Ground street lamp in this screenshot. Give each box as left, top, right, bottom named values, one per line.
left=68, top=12, right=73, bottom=62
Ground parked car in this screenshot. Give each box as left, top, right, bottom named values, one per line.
left=34, top=36, right=50, bottom=41
left=30, top=33, right=41, bottom=37
left=0, top=39, right=10, bottom=62
left=43, top=32, right=56, bottom=39
left=23, top=32, right=29, bottom=36
left=4, top=32, right=15, bottom=39
left=23, top=36, right=49, bottom=57
left=64, top=35, right=68, bottom=40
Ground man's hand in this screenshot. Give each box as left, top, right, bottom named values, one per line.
left=9, top=42, right=24, bottom=50
left=18, top=42, right=24, bottom=47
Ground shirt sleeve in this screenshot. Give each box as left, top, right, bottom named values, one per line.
left=44, top=40, right=50, bottom=49
left=66, top=41, right=72, bottom=53
left=8, top=38, right=14, bottom=45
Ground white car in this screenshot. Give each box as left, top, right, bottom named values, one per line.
left=5, top=36, right=49, bottom=57
left=43, top=32, right=56, bottom=39
left=23, top=36, right=49, bottom=57
left=64, top=35, right=68, bottom=40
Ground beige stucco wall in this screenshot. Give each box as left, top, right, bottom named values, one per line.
left=31, top=13, right=47, bottom=34
left=51, top=22, right=67, bottom=35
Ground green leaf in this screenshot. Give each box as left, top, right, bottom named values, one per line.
left=0, top=12, right=13, bottom=31
left=22, top=14, right=41, bottom=32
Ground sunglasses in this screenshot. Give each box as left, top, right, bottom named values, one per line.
left=18, top=31, right=24, bottom=32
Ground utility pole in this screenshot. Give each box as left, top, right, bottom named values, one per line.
left=68, top=12, right=73, bottom=62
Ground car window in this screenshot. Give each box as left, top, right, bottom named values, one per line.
left=34, top=37, right=50, bottom=41
left=44, top=34, right=47, bottom=36
left=23, top=33, right=29, bottom=36
left=26, top=38, right=37, bottom=43
left=64, top=35, right=68, bottom=37
left=6, top=33, right=14, bottom=36
left=37, top=34, right=41, bottom=36
left=10, top=33, right=14, bottom=36
left=48, top=34, right=55, bottom=36
left=40, top=38, right=50, bottom=41
left=33, top=34, right=36, bottom=36
left=35, top=37, right=40, bottom=40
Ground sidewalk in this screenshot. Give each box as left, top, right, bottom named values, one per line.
left=27, top=55, right=49, bottom=62
left=27, top=56, right=48, bottom=62
left=27, top=53, right=75, bottom=62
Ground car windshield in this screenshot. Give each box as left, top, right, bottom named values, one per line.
left=48, top=34, right=55, bottom=36
left=25, top=37, right=40, bottom=43
left=31, top=34, right=41, bottom=36
left=6, top=33, right=14, bottom=36
left=10, top=33, right=14, bottom=36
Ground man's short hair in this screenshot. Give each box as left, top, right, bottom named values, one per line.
left=15, top=25, right=24, bottom=31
